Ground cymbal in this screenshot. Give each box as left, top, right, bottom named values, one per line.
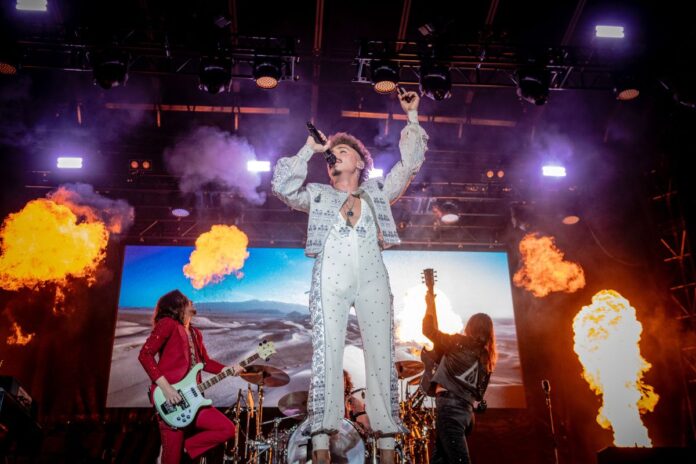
left=277, top=391, right=309, bottom=417
left=240, top=365, right=290, bottom=387
left=395, top=360, right=424, bottom=379
left=408, top=375, right=423, bottom=386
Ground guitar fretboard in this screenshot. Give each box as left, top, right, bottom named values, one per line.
left=197, top=353, right=260, bottom=393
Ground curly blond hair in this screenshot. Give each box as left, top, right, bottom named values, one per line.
left=328, top=132, right=374, bottom=183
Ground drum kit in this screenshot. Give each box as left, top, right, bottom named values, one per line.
left=223, top=360, right=434, bottom=464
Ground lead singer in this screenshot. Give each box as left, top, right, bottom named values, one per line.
left=272, top=90, right=426, bottom=464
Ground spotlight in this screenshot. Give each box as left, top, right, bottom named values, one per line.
left=432, top=201, right=459, bottom=224
left=0, top=43, right=20, bottom=75
left=171, top=208, right=190, bottom=218
left=497, top=170, right=505, bottom=178
left=199, top=56, right=232, bottom=94
left=56, top=157, right=83, bottom=169
left=542, top=165, right=566, bottom=177
left=419, top=62, right=451, bottom=101
left=370, top=60, right=399, bottom=94
left=485, top=170, right=495, bottom=179
left=92, top=49, right=129, bottom=89
left=562, top=214, right=580, bottom=225
left=16, top=0, right=47, bottom=11
left=595, top=25, right=624, bottom=39
left=141, top=160, right=152, bottom=170
left=253, top=57, right=282, bottom=89
left=516, top=67, right=550, bottom=105
left=246, top=160, right=271, bottom=172
left=369, top=168, right=384, bottom=179
left=613, top=73, right=640, bottom=101
left=129, top=160, right=140, bottom=170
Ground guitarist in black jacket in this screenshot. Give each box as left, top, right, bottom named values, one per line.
left=421, top=290, right=497, bottom=464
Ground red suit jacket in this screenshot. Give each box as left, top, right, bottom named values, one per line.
left=138, top=317, right=225, bottom=401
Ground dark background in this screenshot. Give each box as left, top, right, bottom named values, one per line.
left=1, top=1, right=696, bottom=462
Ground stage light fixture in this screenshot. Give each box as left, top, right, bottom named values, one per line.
left=542, top=165, right=566, bottom=177
left=141, top=160, right=152, bottom=170
left=16, top=0, right=47, bottom=11
left=129, top=160, right=139, bottom=170
left=247, top=160, right=271, bottom=172
left=92, top=50, right=129, bottom=89
left=199, top=56, right=232, bottom=94
left=0, top=43, right=20, bottom=75
left=516, top=67, right=550, bottom=105
left=56, top=157, right=83, bottom=169
left=486, top=170, right=495, bottom=179
left=432, top=201, right=459, bottom=224
left=419, top=62, right=451, bottom=101
left=613, top=73, right=640, bottom=101
left=253, top=57, right=282, bottom=90
left=562, top=214, right=580, bottom=225
left=171, top=208, right=190, bottom=218
left=595, top=25, right=624, bottom=39
left=497, top=170, right=505, bottom=178
left=370, top=60, right=399, bottom=94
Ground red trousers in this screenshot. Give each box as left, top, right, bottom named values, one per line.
left=158, top=407, right=235, bottom=463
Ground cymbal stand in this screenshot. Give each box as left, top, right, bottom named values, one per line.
left=223, top=389, right=244, bottom=463
left=244, top=383, right=254, bottom=462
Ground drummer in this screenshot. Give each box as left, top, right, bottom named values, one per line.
left=343, top=370, right=371, bottom=434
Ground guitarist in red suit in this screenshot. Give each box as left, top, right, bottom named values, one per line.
left=421, top=291, right=497, bottom=464
left=138, top=289, right=243, bottom=464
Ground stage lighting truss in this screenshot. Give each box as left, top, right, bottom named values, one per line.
left=353, top=40, right=620, bottom=94
left=11, top=35, right=299, bottom=88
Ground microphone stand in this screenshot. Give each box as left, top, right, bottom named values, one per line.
left=542, top=379, right=560, bottom=464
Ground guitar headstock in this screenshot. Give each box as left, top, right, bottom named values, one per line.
left=421, top=268, right=437, bottom=294
left=257, top=340, right=276, bottom=361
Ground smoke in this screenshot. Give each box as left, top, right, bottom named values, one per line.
left=164, top=126, right=266, bottom=205
left=47, top=183, right=134, bottom=235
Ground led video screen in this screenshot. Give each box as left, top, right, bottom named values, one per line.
left=107, top=246, right=526, bottom=408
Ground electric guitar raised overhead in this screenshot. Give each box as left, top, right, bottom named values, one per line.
left=419, top=268, right=442, bottom=397
left=153, top=340, right=276, bottom=428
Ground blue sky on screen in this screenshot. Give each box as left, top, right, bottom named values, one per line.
left=118, top=246, right=515, bottom=319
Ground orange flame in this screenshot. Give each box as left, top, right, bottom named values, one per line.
left=6, top=322, right=34, bottom=346
left=572, top=290, right=659, bottom=447
left=513, top=233, right=585, bottom=297
left=183, top=225, right=249, bottom=289
left=0, top=199, right=109, bottom=292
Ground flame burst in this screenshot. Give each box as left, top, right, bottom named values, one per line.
left=0, top=199, right=109, bottom=291
left=395, top=284, right=463, bottom=349
left=184, top=225, right=249, bottom=289
left=6, top=322, right=34, bottom=346
left=513, top=233, right=585, bottom=297
left=572, top=290, right=659, bottom=447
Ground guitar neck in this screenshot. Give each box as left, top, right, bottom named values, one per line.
left=197, top=353, right=260, bottom=393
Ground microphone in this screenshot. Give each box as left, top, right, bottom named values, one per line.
left=306, top=121, right=337, bottom=166
left=541, top=379, right=551, bottom=394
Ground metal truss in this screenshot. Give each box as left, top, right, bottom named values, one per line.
left=353, top=39, right=619, bottom=91
left=651, top=173, right=696, bottom=444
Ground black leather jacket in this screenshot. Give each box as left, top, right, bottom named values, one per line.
left=422, top=314, right=491, bottom=403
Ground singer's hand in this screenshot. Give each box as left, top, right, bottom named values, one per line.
left=306, top=131, right=331, bottom=153
left=399, top=90, right=420, bottom=113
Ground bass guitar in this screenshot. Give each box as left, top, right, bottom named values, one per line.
left=153, top=340, right=276, bottom=428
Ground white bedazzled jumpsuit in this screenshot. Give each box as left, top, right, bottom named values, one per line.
left=309, top=201, right=400, bottom=450
left=271, top=110, right=428, bottom=452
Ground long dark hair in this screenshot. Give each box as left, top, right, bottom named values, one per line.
left=465, top=313, right=497, bottom=372
left=153, top=289, right=191, bottom=325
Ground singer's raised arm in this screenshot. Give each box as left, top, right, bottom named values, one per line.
left=271, top=144, right=314, bottom=213
left=383, top=110, right=429, bottom=204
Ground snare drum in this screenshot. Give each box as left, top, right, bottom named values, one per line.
left=285, top=418, right=365, bottom=464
